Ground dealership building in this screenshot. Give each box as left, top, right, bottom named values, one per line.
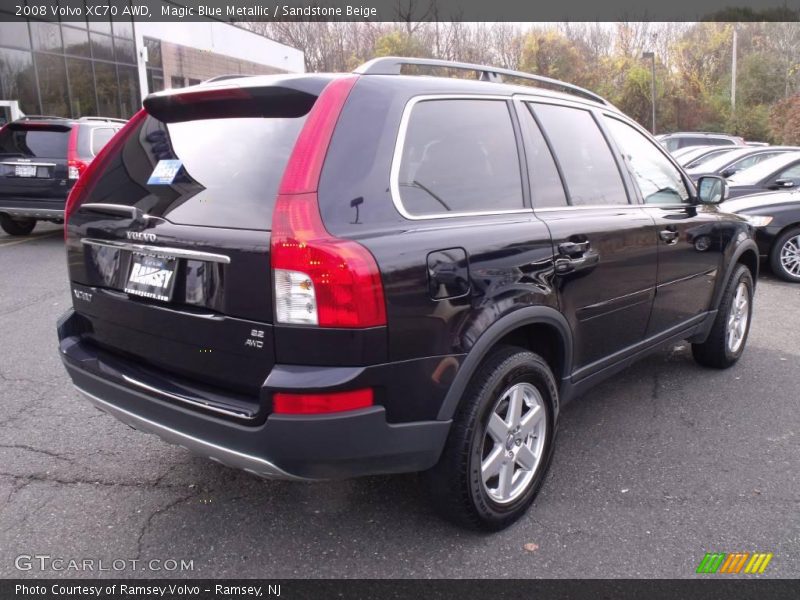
left=0, top=5, right=304, bottom=123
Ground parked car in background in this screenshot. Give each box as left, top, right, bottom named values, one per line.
left=0, top=116, right=125, bottom=236
left=57, top=57, right=759, bottom=530
left=656, top=132, right=745, bottom=152
left=685, top=146, right=799, bottom=182
left=724, top=190, right=800, bottom=282
left=674, top=145, right=736, bottom=168
left=726, top=151, right=800, bottom=199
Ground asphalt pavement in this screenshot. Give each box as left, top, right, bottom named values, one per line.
left=0, top=222, right=797, bottom=578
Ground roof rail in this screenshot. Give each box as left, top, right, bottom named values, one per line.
left=17, top=115, right=68, bottom=121
left=78, top=116, right=128, bottom=123
left=353, top=57, right=609, bottom=106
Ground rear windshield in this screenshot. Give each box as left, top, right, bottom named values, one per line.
left=82, top=114, right=306, bottom=230
left=0, top=125, right=70, bottom=159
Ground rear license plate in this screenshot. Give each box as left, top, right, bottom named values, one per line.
left=14, top=165, right=37, bottom=177
left=125, top=254, right=177, bottom=302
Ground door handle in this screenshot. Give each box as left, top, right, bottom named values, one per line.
left=555, top=252, right=599, bottom=274
left=558, top=241, right=590, bottom=256
left=659, top=229, right=679, bottom=244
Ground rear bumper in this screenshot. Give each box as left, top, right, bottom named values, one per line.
left=0, top=198, right=65, bottom=220
left=58, top=310, right=451, bottom=481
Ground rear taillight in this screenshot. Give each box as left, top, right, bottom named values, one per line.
left=271, top=76, right=387, bottom=329
left=64, top=110, right=146, bottom=239
left=273, top=389, right=373, bottom=415
left=66, top=126, right=88, bottom=180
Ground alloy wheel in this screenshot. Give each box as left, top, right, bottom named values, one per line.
left=480, top=382, right=547, bottom=504
left=726, top=281, right=750, bottom=354
left=779, top=234, right=800, bottom=278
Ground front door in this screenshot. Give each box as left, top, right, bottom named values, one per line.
left=601, top=115, right=724, bottom=336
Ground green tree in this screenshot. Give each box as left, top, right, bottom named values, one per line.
left=374, top=31, right=428, bottom=59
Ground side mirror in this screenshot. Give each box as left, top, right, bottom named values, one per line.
left=696, top=175, right=728, bottom=205
left=720, top=167, right=736, bottom=178
left=772, top=178, right=795, bottom=189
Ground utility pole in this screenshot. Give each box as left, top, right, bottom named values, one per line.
left=642, top=51, right=656, bottom=134
left=731, top=26, right=738, bottom=111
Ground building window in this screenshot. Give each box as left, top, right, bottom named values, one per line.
left=31, top=22, right=63, bottom=53
left=144, top=37, right=164, bottom=95
left=34, top=53, right=69, bottom=116
left=89, top=32, right=114, bottom=62
left=66, top=57, right=97, bottom=116
left=62, top=25, right=91, bottom=58
left=0, top=19, right=32, bottom=50
left=94, top=62, right=120, bottom=118
left=117, top=66, right=139, bottom=118
left=170, top=76, right=185, bottom=89
left=0, top=47, right=38, bottom=115
left=0, top=1, right=140, bottom=120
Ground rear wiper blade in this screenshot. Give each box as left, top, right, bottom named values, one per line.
left=79, top=203, right=144, bottom=221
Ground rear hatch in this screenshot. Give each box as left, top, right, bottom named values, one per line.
left=65, top=76, right=332, bottom=418
left=0, top=122, right=72, bottom=203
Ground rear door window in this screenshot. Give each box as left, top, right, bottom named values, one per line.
left=395, top=99, right=524, bottom=217
left=518, top=106, right=567, bottom=208
left=531, top=103, right=628, bottom=206
left=0, top=124, right=70, bottom=158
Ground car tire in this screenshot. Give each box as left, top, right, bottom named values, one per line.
left=0, top=215, right=36, bottom=236
left=421, top=345, right=557, bottom=531
left=692, top=264, right=754, bottom=369
left=769, top=227, right=800, bottom=283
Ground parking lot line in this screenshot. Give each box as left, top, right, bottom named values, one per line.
left=0, top=230, right=60, bottom=248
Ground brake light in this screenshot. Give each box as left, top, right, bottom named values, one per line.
left=273, top=389, right=373, bottom=415
left=271, top=76, right=386, bottom=328
left=278, top=76, right=357, bottom=195
left=171, top=88, right=251, bottom=103
left=66, top=126, right=88, bottom=180
left=64, top=109, right=147, bottom=239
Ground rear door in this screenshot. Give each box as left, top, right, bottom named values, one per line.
left=519, top=100, right=659, bottom=374
left=65, top=81, right=324, bottom=407
left=0, top=122, right=71, bottom=203
left=602, top=115, right=724, bottom=335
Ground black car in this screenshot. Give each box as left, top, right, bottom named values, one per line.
left=56, top=57, right=759, bottom=530
left=0, top=116, right=125, bottom=235
left=726, top=150, right=800, bottom=198
left=723, top=190, right=800, bottom=282
left=686, top=146, right=800, bottom=182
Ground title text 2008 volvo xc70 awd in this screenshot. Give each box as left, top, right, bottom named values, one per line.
left=58, top=58, right=759, bottom=530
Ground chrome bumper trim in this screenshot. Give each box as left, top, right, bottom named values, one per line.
left=1, top=207, right=64, bottom=219
left=74, top=384, right=310, bottom=481
left=121, top=374, right=257, bottom=421
left=81, top=238, right=231, bottom=264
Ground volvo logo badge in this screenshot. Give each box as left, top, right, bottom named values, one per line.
left=127, top=231, right=157, bottom=242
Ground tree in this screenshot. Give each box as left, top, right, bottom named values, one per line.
left=770, top=94, right=800, bottom=145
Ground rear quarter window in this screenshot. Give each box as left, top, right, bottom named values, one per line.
left=394, top=98, right=524, bottom=217
left=90, top=127, right=117, bottom=155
